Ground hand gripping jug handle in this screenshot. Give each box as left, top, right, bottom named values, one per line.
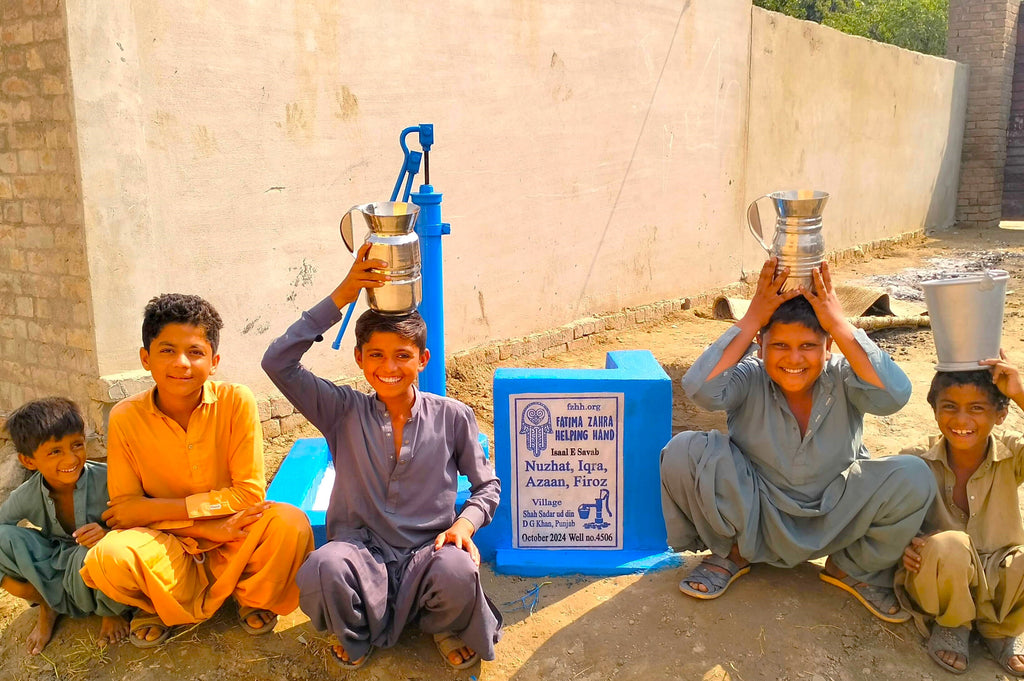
left=746, top=194, right=772, bottom=254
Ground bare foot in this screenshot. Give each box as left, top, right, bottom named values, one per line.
left=1009, top=653, right=1024, bottom=673
left=27, top=602, right=58, bottom=655
left=98, top=614, right=130, bottom=647
left=332, top=643, right=369, bottom=667
left=687, top=545, right=749, bottom=593
left=822, top=557, right=900, bottom=616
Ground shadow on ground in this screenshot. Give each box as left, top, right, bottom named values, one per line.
left=496, top=559, right=1013, bottom=681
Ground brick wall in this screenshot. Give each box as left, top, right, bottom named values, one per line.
left=0, top=0, right=98, bottom=430
left=948, top=0, right=1022, bottom=228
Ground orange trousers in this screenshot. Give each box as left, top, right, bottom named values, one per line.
left=82, top=503, right=313, bottom=625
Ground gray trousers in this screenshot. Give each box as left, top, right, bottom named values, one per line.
left=296, top=538, right=502, bottom=661
left=0, top=525, right=128, bottom=618
left=660, top=430, right=936, bottom=586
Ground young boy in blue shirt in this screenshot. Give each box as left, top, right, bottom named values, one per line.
left=661, top=258, right=936, bottom=620
left=0, top=397, right=130, bottom=654
left=263, top=244, right=501, bottom=670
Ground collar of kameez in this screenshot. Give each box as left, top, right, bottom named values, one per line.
left=921, top=433, right=1011, bottom=466
left=372, top=384, right=422, bottom=418
left=143, top=380, right=219, bottom=416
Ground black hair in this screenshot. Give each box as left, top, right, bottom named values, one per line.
left=761, top=296, right=826, bottom=337
left=5, top=397, right=85, bottom=457
left=926, top=369, right=1010, bottom=411
left=354, top=309, right=427, bottom=352
left=142, top=293, right=224, bottom=353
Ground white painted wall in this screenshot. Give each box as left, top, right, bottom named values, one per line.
left=64, top=1, right=964, bottom=394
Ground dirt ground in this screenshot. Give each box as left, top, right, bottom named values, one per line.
left=6, top=226, right=1024, bottom=680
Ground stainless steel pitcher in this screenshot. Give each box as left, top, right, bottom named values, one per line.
left=340, top=201, right=422, bottom=314
left=746, top=190, right=829, bottom=291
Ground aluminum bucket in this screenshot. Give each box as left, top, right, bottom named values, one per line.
left=921, top=270, right=1009, bottom=372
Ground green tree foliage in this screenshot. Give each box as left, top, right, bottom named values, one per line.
left=753, top=0, right=948, bottom=56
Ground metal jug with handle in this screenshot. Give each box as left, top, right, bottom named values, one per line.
left=747, top=190, right=829, bottom=291
left=340, top=201, right=422, bottom=314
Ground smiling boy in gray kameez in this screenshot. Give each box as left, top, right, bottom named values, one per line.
left=660, top=258, right=936, bottom=621
left=262, top=244, right=501, bottom=671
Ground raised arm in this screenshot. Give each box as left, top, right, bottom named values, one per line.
left=262, top=243, right=389, bottom=429
left=983, top=350, right=1024, bottom=414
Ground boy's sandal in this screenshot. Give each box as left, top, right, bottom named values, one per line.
left=818, top=571, right=911, bottom=623
left=330, top=643, right=373, bottom=670
left=237, top=605, right=278, bottom=636
left=433, top=631, right=480, bottom=670
left=927, top=624, right=970, bottom=674
left=678, top=555, right=751, bottom=600
left=983, top=634, right=1024, bottom=677
left=129, top=612, right=172, bottom=649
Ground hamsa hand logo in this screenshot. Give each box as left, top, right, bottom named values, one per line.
left=519, top=402, right=553, bottom=458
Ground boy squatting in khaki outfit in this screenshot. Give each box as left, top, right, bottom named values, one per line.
left=895, top=358, right=1024, bottom=675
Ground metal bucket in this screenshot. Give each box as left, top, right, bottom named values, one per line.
left=921, top=270, right=1009, bottom=371
left=340, top=202, right=422, bottom=315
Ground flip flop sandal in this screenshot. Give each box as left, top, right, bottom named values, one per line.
left=128, top=612, right=172, bottom=649
left=983, top=634, right=1024, bottom=677
left=330, top=642, right=374, bottom=670
left=818, top=571, right=911, bottom=623
left=237, top=605, right=278, bottom=636
left=433, top=631, right=480, bottom=670
left=678, top=555, right=751, bottom=600
left=927, top=625, right=970, bottom=674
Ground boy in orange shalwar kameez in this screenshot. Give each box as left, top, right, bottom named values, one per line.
left=82, top=294, right=314, bottom=647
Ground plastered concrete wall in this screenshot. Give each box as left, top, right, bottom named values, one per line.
left=32, top=1, right=966, bottom=415
left=64, top=0, right=755, bottom=394
left=745, top=7, right=968, bottom=268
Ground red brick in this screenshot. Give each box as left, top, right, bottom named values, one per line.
left=0, top=152, right=16, bottom=173
left=24, top=47, right=42, bottom=71
left=1, top=76, right=36, bottom=98
left=5, top=48, right=25, bottom=70
left=3, top=201, right=22, bottom=223
left=2, top=21, right=33, bottom=45
left=40, top=73, right=63, bottom=95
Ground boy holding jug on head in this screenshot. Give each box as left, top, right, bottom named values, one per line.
left=262, top=244, right=502, bottom=671
left=660, top=257, right=935, bottom=620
